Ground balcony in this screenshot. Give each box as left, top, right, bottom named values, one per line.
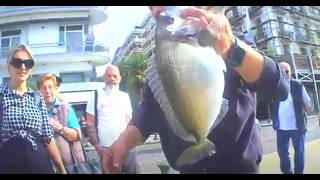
left=125, top=48, right=144, bottom=59
left=0, top=6, right=107, bottom=25
left=291, top=13, right=302, bottom=20
left=288, top=6, right=304, bottom=14
left=248, top=6, right=263, bottom=18
left=294, top=53, right=310, bottom=69
left=0, top=41, right=109, bottom=67
left=254, top=32, right=266, bottom=44
left=144, top=43, right=155, bottom=56
left=311, top=56, right=320, bottom=69
left=279, top=30, right=294, bottom=39
left=295, top=33, right=310, bottom=43
left=127, top=37, right=143, bottom=50
left=274, top=6, right=287, bottom=15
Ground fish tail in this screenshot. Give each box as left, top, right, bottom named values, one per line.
left=176, top=139, right=216, bottom=167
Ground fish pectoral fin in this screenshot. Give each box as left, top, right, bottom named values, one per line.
left=176, top=139, right=216, bottom=167
left=209, top=98, right=229, bottom=133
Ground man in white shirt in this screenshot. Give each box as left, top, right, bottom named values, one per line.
left=273, top=62, right=311, bottom=174
left=86, top=64, right=139, bottom=174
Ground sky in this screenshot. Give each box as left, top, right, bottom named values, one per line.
left=94, top=6, right=150, bottom=60
left=93, top=6, right=150, bottom=76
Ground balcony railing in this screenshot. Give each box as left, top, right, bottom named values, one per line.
left=312, top=56, right=320, bottom=69
left=144, top=43, right=155, bottom=55
left=295, top=33, right=310, bottom=43
left=0, top=41, right=109, bottom=59
left=125, top=48, right=144, bottom=58
left=279, top=30, right=294, bottom=38
left=294, top=53, right=309, bottom=69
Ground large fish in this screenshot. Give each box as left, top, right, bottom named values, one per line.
left=145, top=6, right=229, bottom=167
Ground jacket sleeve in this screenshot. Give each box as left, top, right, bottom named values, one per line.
left=129, top=85, right=161, bottom=141
left=235, top=32, right=289, bottom=101
left=244, top=56, right=289, bottom=101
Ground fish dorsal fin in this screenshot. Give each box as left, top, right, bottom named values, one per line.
left=145, top=56, right=197, bottom=143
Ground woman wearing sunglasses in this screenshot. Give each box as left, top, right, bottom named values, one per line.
left=0, top=44, right=66, bottom=174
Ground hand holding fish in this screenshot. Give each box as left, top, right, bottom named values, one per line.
left=180, top=7, right=235, bottom=59
left=101, top=140, right=127, bottom=174
left=150, top=6, right=236, bottom=60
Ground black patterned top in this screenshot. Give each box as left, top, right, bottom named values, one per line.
left=0, top=82, right=53, bottom=150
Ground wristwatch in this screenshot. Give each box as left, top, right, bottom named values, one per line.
left=58, top=126, right=64, bottom=136
left=227, top=37, right=246, bottom=67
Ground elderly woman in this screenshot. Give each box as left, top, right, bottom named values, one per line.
left=38, top=73, right=85, bottom=174
left=0, top=44, right=66, bottom=174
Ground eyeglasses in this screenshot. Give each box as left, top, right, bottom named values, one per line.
left=10, top=58, right=34, bottom=69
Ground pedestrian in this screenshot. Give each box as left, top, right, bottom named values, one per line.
left=101, top=6, right=289, bottom=174
left=38, top=73, right=85, bottom=173
left=86, top=64, right=140, bottom=174
left=0, top=44, right=66, bottom=174
left=273, top=62, right=311, bottom=174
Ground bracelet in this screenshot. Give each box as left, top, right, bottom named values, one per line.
left=58, top=126, right=64, bottom=136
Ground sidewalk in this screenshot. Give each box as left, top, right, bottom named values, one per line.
left=259, top=115, right=320, bottom=174
left=260, top=139, right=320, bottom=174
left=144, top=115, right=320, bottom=146
left=138, top=115, right=320, bottom=174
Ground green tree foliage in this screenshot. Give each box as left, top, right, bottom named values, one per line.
left=118, top=53, right=148, bottom=112
left=265, top=49, right=277, bottom=59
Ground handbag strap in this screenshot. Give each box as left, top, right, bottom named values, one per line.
left=60, top=102, right=68, bottom=127
left=60, top=102, right=89, bottom=162
left=79, top=140, right=89, bottom=162
left=94, top=90, right=99, bottom=143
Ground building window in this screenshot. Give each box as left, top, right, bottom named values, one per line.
left=311, top=48, right=318, bottom=57
left=59, top=26, right=65, bottom=45
left=300, top=47, right=307, bottom=55
left=59, top=25, right=84, bottom=52
left=1, top=29, right=21, bottom=58
left=277, top=16, right=283, bottom=21
left=290, top=6, right=303, bottom=12
left=316, top=29, right=320, bottom=39
left=283, top=44, right=290, bottom=55
left=60, top=72, right=85, bottom=83
left=310, top=7, right=320, bottom=17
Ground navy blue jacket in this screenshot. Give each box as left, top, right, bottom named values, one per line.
left=272, top=79, right=308, bottom=133
left=130, top=33, right=289, bottom=173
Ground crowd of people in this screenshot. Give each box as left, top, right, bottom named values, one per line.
left=0, top=6, right=311, bottom=174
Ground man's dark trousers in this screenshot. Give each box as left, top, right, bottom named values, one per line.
left=276, top=129, right=305, bottom=174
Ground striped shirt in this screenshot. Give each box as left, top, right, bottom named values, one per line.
left=0, top=82, right=53, bottom=150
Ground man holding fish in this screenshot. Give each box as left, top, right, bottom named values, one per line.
left=102, top=6, right=289, bottom=174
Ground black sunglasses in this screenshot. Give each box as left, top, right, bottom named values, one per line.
left=10, top=58, right=34, bottom=69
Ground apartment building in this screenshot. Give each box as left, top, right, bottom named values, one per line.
left=115, top=6, right=320, bottom=120
left=0, top=6, right=110, bottom=117
left=225, top=6, right=320, bottom=119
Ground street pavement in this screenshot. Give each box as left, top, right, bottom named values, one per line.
left=83, top=115, right=320, bottom=174
left=136, top=115, right=320, bottom=174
